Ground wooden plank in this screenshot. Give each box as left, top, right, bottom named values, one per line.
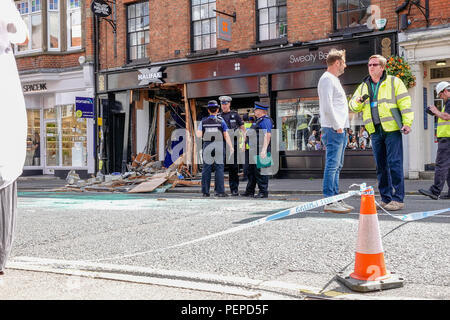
left=128, top=177, right=167, bottom=193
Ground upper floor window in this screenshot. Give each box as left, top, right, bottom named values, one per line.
left=127, top=1, right=150, bottom=61
left=334, top=0, right=370, bottom=30
left=15, top=0, right=42, bottom=53
left=67, top=0, right=81, bottom=49
left=48, top=0, right=60, bottom=50
left=257, top=0, right=287, bottom=42
left=191, top=0, right=216, bottom=52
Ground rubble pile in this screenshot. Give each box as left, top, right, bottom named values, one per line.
left=56, top=153, right=201, bottom=193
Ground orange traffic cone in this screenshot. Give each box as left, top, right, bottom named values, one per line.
left=337, top=186, right=404, bottom=292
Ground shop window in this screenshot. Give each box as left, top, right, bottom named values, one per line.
left=127, top=1, right=150, bottom=61
left=67, top=0, right=81, bottom=49
left=334, top=0, right=370, bottom=30
left=276, top=97, right=371, bottom=152
left=257, top=0, right=287, bottom=42
left=44, top=105, right=87, bottom=167
left=48, top=0, right=60, bottom=50
left=25, top=109, right=41, bottom=166
left=14, top=0, right=42, bottom=53
left=191, top=0, right=216, bottom=52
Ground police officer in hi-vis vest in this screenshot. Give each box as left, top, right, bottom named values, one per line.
left=218, top=96, right=245, bottom=196
left=419, top=81, right=450, bottom=200
left=241, top=101, right=273, bottom=198
left=196, top=100, right=234, bottom=197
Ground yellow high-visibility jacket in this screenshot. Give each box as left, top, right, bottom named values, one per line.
left=349, top=72, right=414, bottom=134
left=437, top=102, right=450, bottom=138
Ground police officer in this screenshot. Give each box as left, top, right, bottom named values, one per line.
left=218, top=96, right=245, bottom=196
left=196, top=100, right=234, bottom=197
left=419, top=81, right=450, bottom=200
left=241, top=101, right=273, bottom=198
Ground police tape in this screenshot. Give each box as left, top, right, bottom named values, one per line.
left=375, top=201, right=450, bottom=222
left=92, top=188, right=362, bottom=262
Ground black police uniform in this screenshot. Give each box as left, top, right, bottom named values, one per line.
left=219, top=110, right=244, bottom=195
left=243, top=108, right=274, bottom=198
left=199, top=114, right=228, bottom=196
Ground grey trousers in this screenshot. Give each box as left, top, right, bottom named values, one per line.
left=0, top=181, right=17, bottom=271
left=430, top=139, right=450, bottom=196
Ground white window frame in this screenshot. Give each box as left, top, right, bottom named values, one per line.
left=14, top=0, right=43, bottom=55
left=66, top=0, right=82, bottom=51
left=47, top=0, right=60, bottom=51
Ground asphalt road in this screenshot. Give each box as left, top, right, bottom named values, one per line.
left=4, top=191, right=450, bottom=300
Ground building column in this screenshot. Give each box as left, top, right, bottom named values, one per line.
left=406, top=61, right=424, bottom=179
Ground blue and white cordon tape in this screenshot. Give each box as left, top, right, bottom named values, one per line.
left=91, top=183, right=449, bottom=262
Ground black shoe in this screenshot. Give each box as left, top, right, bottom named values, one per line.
left=202, top=193, right=210, bottom=197
left=439, top=193, right=450, bottom=199
left=255, top=192, right=268, bottom=198
left=231, top=190, right=239, bottom=196
left=418, top=189, right=438, bottom=200
left=241, top=192, right=254, bottom=197
left=215, top=193, right=228, bottom=197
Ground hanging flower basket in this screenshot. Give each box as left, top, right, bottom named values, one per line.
left=386, top=56, right=416, bottom=89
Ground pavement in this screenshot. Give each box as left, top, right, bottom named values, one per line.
left=17, top=174, right=439, bottom=196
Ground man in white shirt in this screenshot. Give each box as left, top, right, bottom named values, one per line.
left=317, top=49, right=353, bottom=213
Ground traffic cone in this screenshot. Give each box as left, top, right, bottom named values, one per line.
left=336, top=186, right=404, bottom=292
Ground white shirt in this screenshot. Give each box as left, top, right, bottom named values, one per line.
left=318, top=71, right=349, bottom=130
left=0, top=1, right=28, bottom=189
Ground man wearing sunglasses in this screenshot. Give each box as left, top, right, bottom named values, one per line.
left=349, top=55, right=414, bottom=211
left=419, top=81, right=450, bottom=200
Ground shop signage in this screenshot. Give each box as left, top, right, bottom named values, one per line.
left=289, top=51, right=328, bottom=65
left=138, top=67, right=165, bottom=85
left=218, top=16, right=232, bottom=42
left=23, top=83, right=47, bottom=93
left=90, top=0, right=112, bottom=17
left=75, top=97, right=94, bottom=119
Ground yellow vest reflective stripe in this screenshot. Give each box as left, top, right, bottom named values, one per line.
left=349, top=75, right=414, bottom=134
left=240, top=122, right=253, bottom=149
left=437, top=105, right=450, bottom=138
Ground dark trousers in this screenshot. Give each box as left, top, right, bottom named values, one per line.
left=202, top=162, right=225, bottom=194
left=245, top=164, right=269, bottom=195
left=430, top=139, right=450, bottom=196
left=243, top=149, right=249, bottom=180
left=371, top=125, right=405, bottom=203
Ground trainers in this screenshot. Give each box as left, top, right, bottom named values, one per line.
left=418, top=189, right=438, bottom=200
left=338, top=200, right=355, bottom=211
left=377, top=200, right=390, bottom=209
left=384, top=201, right=404, bottom=211
left=324, top=202, right=351, bottom=214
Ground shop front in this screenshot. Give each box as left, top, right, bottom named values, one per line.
left=162, top=31, right=398, bottom=178
left=21, top=68, right=95, bottom=178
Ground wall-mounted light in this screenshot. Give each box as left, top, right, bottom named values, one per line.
left=436, top=60, right=447, bottom=66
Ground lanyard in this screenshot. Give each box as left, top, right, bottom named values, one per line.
left=370, top=81, right=380, bottom=102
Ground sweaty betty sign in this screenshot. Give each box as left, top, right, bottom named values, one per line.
left=289, top=51, right=328, bottom=65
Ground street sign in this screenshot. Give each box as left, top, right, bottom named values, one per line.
left=218, top=16, right=232, bottom=42
left=91, top=0, right=112, bottom=18
left=75, top=97, right=94, bottom=119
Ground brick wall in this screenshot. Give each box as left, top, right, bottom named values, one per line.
left=94, top=0, right=450, bottom=71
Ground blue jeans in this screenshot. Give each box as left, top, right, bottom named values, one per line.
left=370, top=124, right=404, bottom=203
left=322, top=127, right=347, bottom=197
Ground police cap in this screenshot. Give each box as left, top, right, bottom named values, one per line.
left=254, top=101, right=269, bottom=110
left=219, top=96, right=232, bottom=103
left=207, top=100, right=219, bottom=108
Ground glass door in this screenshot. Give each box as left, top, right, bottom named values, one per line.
left=44, top=107, right=60, bottom=172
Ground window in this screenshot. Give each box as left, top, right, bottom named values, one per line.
left=127, top=1, right=150, bottom=61
left=48, top=0, right=60, bottom=50
left=15, top=0, right=42, bottom=53
left=276, top=97, right=371, bottom=152
left=67, top=0, right=81, bottom=49
left=334, top=0, right=370, bottom=30
left=257, top=0, right=287, bottom=42
left=191, top=0, right=216, bottom=52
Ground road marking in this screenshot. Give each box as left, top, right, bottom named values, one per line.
left=7, top=256, right=424, bottom=300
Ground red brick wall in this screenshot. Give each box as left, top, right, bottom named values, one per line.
left=94, top=0, right=450, bottom=71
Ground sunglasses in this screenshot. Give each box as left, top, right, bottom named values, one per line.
left=368, top=63, right=381, bottom=67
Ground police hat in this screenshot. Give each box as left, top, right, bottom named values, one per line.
left=254, top=101, right=269, bottom=110
left=207, top=100, right=219, bottom=108
left=219, top=96, right=232, bottom=103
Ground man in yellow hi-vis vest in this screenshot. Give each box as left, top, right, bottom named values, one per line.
left=419, top=81, right=450, bottom=200
left=349, top=55, right=414, bottom=211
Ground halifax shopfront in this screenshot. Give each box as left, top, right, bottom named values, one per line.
left=98, top=31, right=398, bottom=178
